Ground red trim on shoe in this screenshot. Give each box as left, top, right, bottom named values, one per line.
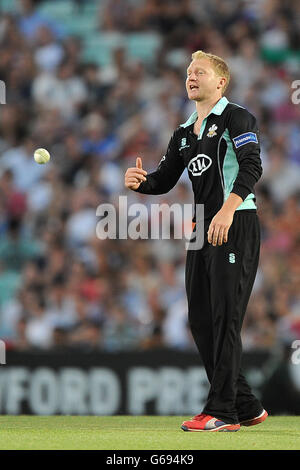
left=240, top=409, right=268, bottom=427
left=192, top=413, right=206, bottom=421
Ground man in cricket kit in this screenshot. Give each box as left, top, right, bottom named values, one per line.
left=124, top=50, right=268, bottom=432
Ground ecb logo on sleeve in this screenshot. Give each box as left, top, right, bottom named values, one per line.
left=188, top=154, right=212, bottom=176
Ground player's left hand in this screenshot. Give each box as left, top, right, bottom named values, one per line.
left=207, top=209, right=234, bottom=246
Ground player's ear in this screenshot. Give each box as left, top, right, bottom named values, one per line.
left=217, top=76, right=226, bottom=91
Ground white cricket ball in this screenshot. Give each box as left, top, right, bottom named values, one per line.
left=34, top=148, right=50, bottom=164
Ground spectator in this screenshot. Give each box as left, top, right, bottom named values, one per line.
left=34, top=25, right=65, bottom=72
left=25, top=293, right=53, bottom=349
left=1, top=136, right=48, bottom=192
left=32, top=60, right=87, bottom=120
left=0, top=217, right=43, bottom=273
left=18, top=0, right=64, bottom=42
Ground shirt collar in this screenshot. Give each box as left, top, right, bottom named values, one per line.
left=180, top=96, right=229, bottom=128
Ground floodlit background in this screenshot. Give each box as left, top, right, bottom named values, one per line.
left=0, top=0, right=299, bottom=415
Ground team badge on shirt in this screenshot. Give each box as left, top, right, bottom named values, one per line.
left=207, top=124, right=218, bottom=138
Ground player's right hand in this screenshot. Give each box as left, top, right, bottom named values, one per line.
left=125, top=157, right=147, bottom=190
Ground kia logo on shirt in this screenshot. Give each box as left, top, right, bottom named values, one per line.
left=188, top=154, right=212, bottom=176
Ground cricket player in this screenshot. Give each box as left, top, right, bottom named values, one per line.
left=124, top=50, right=268, bottom=432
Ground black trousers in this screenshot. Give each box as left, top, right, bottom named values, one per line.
left=185, top=210, right=263, bottom=424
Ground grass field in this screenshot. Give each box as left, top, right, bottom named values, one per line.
left=0, top=416, right=299, bottom=450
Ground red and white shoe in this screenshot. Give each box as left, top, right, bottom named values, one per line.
left=181, top=413, right=240, bottom=432
left=239, top=409, right=268, bottom=427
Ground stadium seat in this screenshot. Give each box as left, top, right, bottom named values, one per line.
left=82, top=32, right=162, bottom=66
left=63, top=15, right=98, bottom=37
left=38, top=0, right=75, bottom=20
left=261, top=46, right=300, bottom=64
left=126, top=33, right=161, bottom=62
left=82, top=32, right=125, bottom=66
left=0, top=0, right=18, bottom=12
left=38, top=1, right=99, bottom=37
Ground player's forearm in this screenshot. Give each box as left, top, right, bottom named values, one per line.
left=231, top=154, right=263, bottom=200
left=134, top=170, right=179, bottom=195
left=221, top=193, right=243, bottom=214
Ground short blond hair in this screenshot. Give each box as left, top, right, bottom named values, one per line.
left=191, top=50, right=230, bottom=93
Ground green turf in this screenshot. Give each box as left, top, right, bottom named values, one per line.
left=0, top=416, right=299, bottom=450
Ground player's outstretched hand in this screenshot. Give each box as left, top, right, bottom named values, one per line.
left=125, top=157, right=147, bottom=190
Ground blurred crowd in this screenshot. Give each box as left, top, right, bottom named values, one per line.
left=0, top=0, right=299, bottom=353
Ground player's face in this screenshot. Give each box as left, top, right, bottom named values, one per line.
left=186, top=58, right=222, bottom=101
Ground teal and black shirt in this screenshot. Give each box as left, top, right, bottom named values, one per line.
left=135, top=97, right=263, bottom=220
